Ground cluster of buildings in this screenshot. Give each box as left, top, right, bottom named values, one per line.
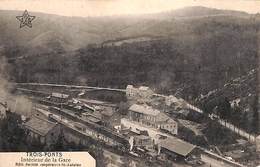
left=126, top=85, right=189, bottom=109
left=123, top=85, right=200, bottom=160
left=2, top=82, right=258, bottom=167
left=16, top=85, right=204, bottom=162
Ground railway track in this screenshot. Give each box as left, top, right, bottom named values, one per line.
left=14, top=83, right=126, bottom=92
left=34, top=99, right=129, bottom=146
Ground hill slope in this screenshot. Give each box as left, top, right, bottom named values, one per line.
left=0, top=7, right=258, bottom=101
left=0, top=6, right=253, bottom=56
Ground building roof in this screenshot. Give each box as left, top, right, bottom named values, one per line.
left=139, top=86, right=150, bottom=91
left=126, top=85, right=134, bottom=89
left=135, top=135, right=151, bottom=140
left=129, top=104, right=160, bottom=116
left=51, top=93, right=69, bottom=99
left=82, top=99, right=105, bottom=104
left=178, top=109, right=190, bottom=116
left=84, top=115, right=101, bottom=123
left=156, top=112, right=172, bottom=122
left=160, top=137, right=196, bottom=157
left=24, top=116, right=57, bottom=136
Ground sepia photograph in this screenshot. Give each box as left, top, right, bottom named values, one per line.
left=0, top=0, right=259, bottom=166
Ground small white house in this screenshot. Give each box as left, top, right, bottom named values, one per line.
left=126, top=85, right=154, bottom=103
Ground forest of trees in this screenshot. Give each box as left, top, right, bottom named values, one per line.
left=9, top=32, right=257, bottom=99
left=202, top=95, right=259, bottom=134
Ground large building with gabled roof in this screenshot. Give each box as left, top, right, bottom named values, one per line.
left=158, top=136, right=196, bottom=158
left=24, top=116, right=61, bottom=146
left=128, top=104, right=178, bottom=134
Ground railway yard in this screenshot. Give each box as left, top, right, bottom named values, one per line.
left=0, top=83, right=259, bottom=167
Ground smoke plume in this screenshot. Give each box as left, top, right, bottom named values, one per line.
left=0, top=55, right=32, bottom=116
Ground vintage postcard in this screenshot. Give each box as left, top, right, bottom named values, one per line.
left=0, top=0, right=259, bottom=166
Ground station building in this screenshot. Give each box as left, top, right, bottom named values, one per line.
left=128, top=104, right=178, bottom=135
left=24, top=116, right=61, bottom=146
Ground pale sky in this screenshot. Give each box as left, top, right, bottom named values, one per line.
left=0, top=0, right=260, bottom=17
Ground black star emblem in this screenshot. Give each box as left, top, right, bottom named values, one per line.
left=16, top=10, right=36, bottom=28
